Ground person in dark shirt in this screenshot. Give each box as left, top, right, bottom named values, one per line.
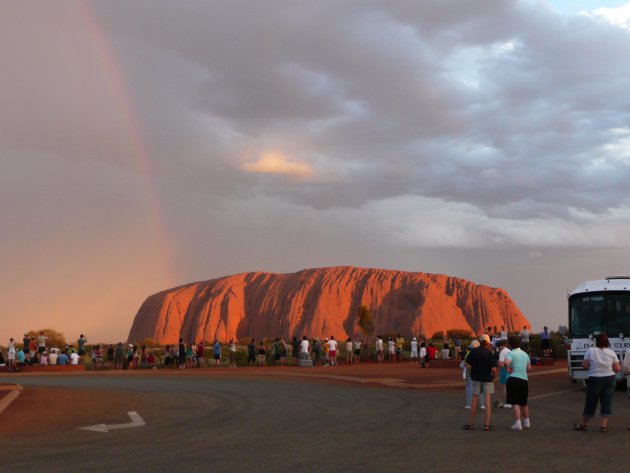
left=247, top=339, right=256, bottom=366
left=463, top=334, right=497, bottom=431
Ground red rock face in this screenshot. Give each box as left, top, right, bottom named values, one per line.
left=127, top=267, right=530, bottom=344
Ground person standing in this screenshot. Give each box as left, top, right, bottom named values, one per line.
left=504, top=335, right=531, bottom=430
left=77, top=334, right=87, bottom=364
left=196, top=341, right=205, bottom=368
left=328, top=336, right=338, bottom=366
left=574, top=333, right=620, bottom=432
left=499, top=326, right=508, bottom=342
left=213, top=340, right=222, bottom=366
left=229, top=339, right=237, bottom=367
left=419, top=341, right=427, bottom=368
left=345, top=338, right=353, bottom=364
left=410, top=337, right=418, bottom=361
left=7, top=338, right=16, bottom=372
left=353, top=339, right=361, bottom=364
left=300, top=336, right=310, bottom=361
left=395, top=335, right=405, bottom=362
left=541, top=326, right=551, bottom=357
left=375, top=336, right=384, bottom=363
left=496, top=339, right=512, bottom=409
left=387, top=337, right=396, bottom=363
left=178, top=338, right=186, bottom=369
left=37, top=331, right=47, bottom=354
left=462, top=340, right=485, bottom=410
left=247, top=339, right=256, bottom=366
left=519, top=326, right=530, bottom=353
left=463, top=334, right=497, bottom=431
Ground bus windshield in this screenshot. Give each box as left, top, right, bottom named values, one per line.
left=569, top=292, right=630, bottom=338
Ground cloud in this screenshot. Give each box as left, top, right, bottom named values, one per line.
left=239, top=152, right=314, bottom=179
left=589, top=3, right=630, bottom=28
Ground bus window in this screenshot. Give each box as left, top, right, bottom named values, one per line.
left=605, top=293, right=630, bottom=336
left=570, top=295, right=605, bottom=338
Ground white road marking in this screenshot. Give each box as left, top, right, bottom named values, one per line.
left=529, top=389, right=576, bottom=400
left=79, top=411, right=146, bottom=433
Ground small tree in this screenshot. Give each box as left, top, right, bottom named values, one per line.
left=27, top=328, right=67, bottom=349
left=357, top=305, right=374, bottom=342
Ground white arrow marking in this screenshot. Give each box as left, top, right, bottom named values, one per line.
left=79, top=411, right=146, bottom=433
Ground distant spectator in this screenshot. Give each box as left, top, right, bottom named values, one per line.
left=499, top=326, right=508, bottom=341
left=22, top=333, right=30, bottom=354
left=77, top=334, right=87, bottom=363
left=37, top=331, right=47, bottom=354
left=213, top=340, right=221, bottom=366
left=387, top=338, right=396, bottom=363
left=16, top=348, right=26, bottom=368
left=147, top=352, right=156, bottom=368
left=419, top=341, right=427, bottom=368
left=93, top=345, right=103, bottom=369
left=114, top=343, right=124, bottom=369
left=520, top=326, right=530, bottom=353
left=196, top=342, right=205, bottom=368
left=329, top=336, right=338, bottom=366
left=300, top=336, right=310, bottom=360
left=292, top=337, right=300, bottom=365
left=312, top=339, right=322, bottom=366
left=257, top=342, right=266, bottom=366
left=247, top=339, right=256, bottom=366
left=7, top=338, right=16, bottom=372
left=454, top=338, right=462, bottom=360
left=28, top=337, right=37, bottom=362
left=541, top=326, right=551, bottom=357
left=375, top=336, right=384, bottom=363
left=39, top=351, right=48, bottom=366
left=426, top=343, right=437, bottom=365
left=229, top=339, right=237, bottom=367
left=57, top=351, right=69, bottom=366
left=442, top=342, right=450, bottom=360
left=49, top=349, right=59, bottom=365
left=346, top=338, right=353, bottom=364
left=178, top=338, right=186, bottom=369
left=395, top=335, right=405, bottom=362
left=70, top=351, right=79, bottom=365
left=353, top=339, right=361, bottom=364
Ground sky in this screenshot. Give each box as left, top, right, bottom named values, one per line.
left=2, top=0, right=630, bottom=343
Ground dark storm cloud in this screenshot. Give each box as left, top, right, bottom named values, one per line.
left=83, top=0, right=630, bottom=221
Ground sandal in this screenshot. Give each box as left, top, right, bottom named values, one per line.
left=462, top=424, right=474, bottom=430
left=573, top=424, right=587, bottom=431
left=484, top=424, right=493, bottom=431
left=600, top=426, right=608, bottom=433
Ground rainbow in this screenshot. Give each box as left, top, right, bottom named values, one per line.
left=77, top=1, right=176, bottom=287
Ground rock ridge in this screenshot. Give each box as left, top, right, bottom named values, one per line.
left=127, top=266, right=530, bottom=344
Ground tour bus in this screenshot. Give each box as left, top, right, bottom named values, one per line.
left=567, top=276, right=630, bottom=383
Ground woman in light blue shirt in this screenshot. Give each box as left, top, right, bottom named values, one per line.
left=505, top=335, right=531, bottom=430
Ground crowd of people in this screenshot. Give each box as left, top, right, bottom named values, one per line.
left=4, top=325, right=630, bottom=432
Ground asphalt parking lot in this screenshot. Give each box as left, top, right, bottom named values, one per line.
left=1, top=364, right=629, bottom=473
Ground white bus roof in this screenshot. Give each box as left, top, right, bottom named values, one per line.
left=570, top=277, right=630, bottom=296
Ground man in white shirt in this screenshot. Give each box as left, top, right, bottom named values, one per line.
left=375, top=336, right=384, bottom=363
left=70, top=352, right=80, bottom=365
left=410, top=337, right=419, bottom=360
left=300, top=336, right=310, bottom=360
left=328, top=336, right=338, bottom=366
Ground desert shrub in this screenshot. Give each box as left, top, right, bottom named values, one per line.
left=26, top=328, right=66, bottom=349
left=431, top=331, right=444, bottom=340
left=446, top=329, right=472, bottom=340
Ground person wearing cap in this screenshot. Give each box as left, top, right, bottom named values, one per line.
left=463, top=334, right=497, bottom=431
left=410, top=337, right=418, bottom=361
left=462, top=340, right=486, bottom=410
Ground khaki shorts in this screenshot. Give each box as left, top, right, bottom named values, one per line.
left=472, top=381, right=495, bottom=395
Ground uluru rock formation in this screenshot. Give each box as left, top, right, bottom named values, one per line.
left=128, top=267, right=530, bottom=344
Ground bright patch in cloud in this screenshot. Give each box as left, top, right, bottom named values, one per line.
left=587, top=3, right=630, bottom=28
left=240, top=152, right=314, bottom=179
